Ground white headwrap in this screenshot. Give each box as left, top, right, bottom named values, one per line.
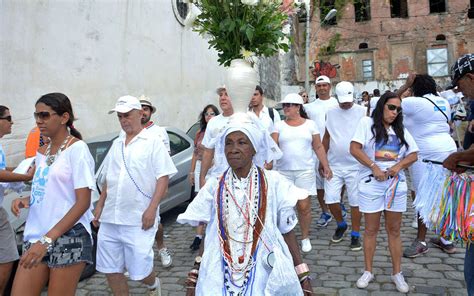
left=213, top=112, right=282, bottom=172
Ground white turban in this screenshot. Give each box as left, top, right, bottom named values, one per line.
left=213, top=112, right=282, bottom=171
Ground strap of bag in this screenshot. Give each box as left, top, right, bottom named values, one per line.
left=269, top=107, right=275, bottom=122
left=423, top=96, right=449, bottom=123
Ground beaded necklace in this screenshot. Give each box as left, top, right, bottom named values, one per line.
left=45, top=135, right=71, bottom=166
left=216, top=165, right=268, bottom=295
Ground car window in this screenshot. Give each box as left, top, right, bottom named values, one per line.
left=168, top=131, right=190, bottom=156
left=88, top=140, right=114, bottom=173
left=186, top=122, right=200, bottom=141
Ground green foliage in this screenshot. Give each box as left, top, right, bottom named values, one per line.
left=319, top=33, right=341, bottom=56
left=191, top=0, right=290, bottom=66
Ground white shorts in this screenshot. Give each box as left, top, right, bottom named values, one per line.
left=358, top=174, right=408, bottom=213
left=324, top=169, right=359, bottom=207
left=409, top=150, right=455, bottom=192
left=194, top=160, right=201, bottom=193
left=315, top=160, right=324, bottom=190
left=96, top=222, right=158, bottom=280
left=278, top=169, right=316, bottom=196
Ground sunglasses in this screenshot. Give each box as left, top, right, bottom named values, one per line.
left=302, top=95, right=308, bottom=98
left=386, top=104, right=402, bottom=113
left=34, top=111, right=58, bottom=121
left=282, top=103, right=299, bottom=108
left=0, top=116, right=12, bottom=122
left=204, top=112, right=216, bottom=116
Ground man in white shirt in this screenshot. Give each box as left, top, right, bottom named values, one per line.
left=139, top=97, right=173, bottom=269
left=368, top=89, right=381, bottom=115
left=199, top=86, right=234, bottom=188
left=321, top=81, right=367, bottom=251
left=249, top=85, right=281, bottom=133
left=304, top=75, right=340, bottom=227
left=94, top=95, right=177, bottom=296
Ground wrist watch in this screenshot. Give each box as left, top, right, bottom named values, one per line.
left=39, top=235, right=54, bottom=252
left=194, top=256, right=202, bottom=265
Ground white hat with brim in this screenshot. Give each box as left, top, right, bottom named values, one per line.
left=335, top=81, right=354, bottom=103
left=277, top=93, right=304, bottom=106
left=108, top=95, right=142, bottom=114
left=315, top=75, right=331, bottom=85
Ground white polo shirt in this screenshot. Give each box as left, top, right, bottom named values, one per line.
left=100, top=128, right=177, bottom=226
left=304, top=97, right=338, bottom=138
left=250, top=105, right=281, bottom=133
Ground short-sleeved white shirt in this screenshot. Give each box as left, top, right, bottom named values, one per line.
left=146, top=122, right=170, bottom=153
left=250, top=105, right=281, bottom=134
left=304, top=97, right=338, bottom=138
left=273, top=120, right=319, bottom=171
left=201, top=114, right=233, bottom=178
left=326, top=105, right=367, bottom=170
left=351, top=117, right=419, bottom=177
left=24, top=141, right=96, bottom=242
left=369, top=96, right=380, bottom=115
left=101, top=128, right=177, bottom=226
left=401, top=94, right=456, bottom=156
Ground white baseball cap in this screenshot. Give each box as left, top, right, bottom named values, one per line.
left=335, top=81, right=354, bottom=103
left=278, top=93, right=304, bottom=105
left=108, top=95, right=142, bottom=114
left=315, top=75, right=331, bottom=85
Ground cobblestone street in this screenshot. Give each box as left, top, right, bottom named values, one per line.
left=74, top=198, right=467, bottom=296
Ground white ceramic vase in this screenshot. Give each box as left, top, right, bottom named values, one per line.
left=226, top=59, right=258, bottom=113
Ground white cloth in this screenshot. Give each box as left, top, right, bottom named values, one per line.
left=0, top=144, right=25, bottom=206
left=324, top=169, right=359, bottom=207
left=193, top=160, right=201, bottom=193
left=146, top=122, right=170, bottom=153
left=250, top=105, right=281, bottom=134
left=24, top=141, right=95, bottom=242
left=402, top=94, right=456, bottom=155
left=177, top=169, right=306, bottom=295
left=201, top=114, right=232, bottom=178
left=409, top=150, right=455, bottom=192
left=304, top=97, right=338, bottom=138
left=100, top=128, right=177, bottom=226
left=278, top=169, right=316, bottom=195
left=96, top=221, right=158, bottom=280
left=358, top=174, right=408, bottom=213
left=326, top=105, right=367, bottom=170
left=351, top=117, right=419, bottom=178
left=273, top=120, right=319, bottom=171
left=369, top=96, right=380, bottom=115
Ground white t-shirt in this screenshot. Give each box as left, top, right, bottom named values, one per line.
left=273, top=120, right=319, bottom=171
left=402, top=94, right=456, bottom=155
left=326, top=105, right=367, bottom=170
left=250, top=105, right=281, bottom=134
left=24, top=141, right=96, bottom=242
left=101, top=128, right=177, bottom=226
left=201, top=114, right=232, bottom=178
left=351, top=117, right=419, bottom=177
left=304, top=97, right=338, bottom=138
left=369, top=96, right=380, bottom=115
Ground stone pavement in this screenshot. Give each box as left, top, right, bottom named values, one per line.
left=74, top=198, right=468, bottom=296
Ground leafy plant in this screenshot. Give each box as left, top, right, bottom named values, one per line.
left=187, top=0, right=292, bottom=66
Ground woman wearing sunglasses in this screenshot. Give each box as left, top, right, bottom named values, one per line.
left=11, top=93, right=95, bottom=295
left=350, top=91, right=418, bottom=293
left=271, top=93, right=332, bottom=253
left=188, top=104, right=219, bottom=251
left=0, top=106, right=34, bottom=296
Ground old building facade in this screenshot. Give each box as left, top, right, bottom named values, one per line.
left=293, top=0, right=474, bottom=94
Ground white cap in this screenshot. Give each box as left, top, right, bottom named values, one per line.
left=108, top=95, right=142, bottom=114
left=279, top=93, right=304, bottom=105
left=335, top=81, right=354, bottom=103
left=315, top=75, right=331, bottom=85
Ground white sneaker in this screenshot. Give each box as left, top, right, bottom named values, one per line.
left=391, top=272, right=409, bottom=293
left=411, top=215, right=418, bottom=229
left=158, top=248, right=172, bottom=267
left=301, top=238, right=312, bottom=253
left=356, top=271, right=374, bottom=288
left=147, top=277, right=161, bottom=296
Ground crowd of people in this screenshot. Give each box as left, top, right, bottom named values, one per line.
left=0, top=53, right=472, bottom=296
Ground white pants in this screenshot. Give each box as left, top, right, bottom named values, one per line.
left=409, top=150, right=455, bottom=192
left=314, top=160, right=324, bottom=190
left=278, top=169, right=316, bottom=195
left=358, top=174, right=408, bottom=213
left=96, top=222, right=158, bottom=281
left=324, top=169, right=359, bottom=207
left=194, top=160, right=201, bottom=193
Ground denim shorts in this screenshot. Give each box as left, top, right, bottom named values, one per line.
left=23, top=223, right=93, bottom=268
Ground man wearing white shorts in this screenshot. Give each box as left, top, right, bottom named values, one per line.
left=94, top=96, right=177, bottom=296
left=304, top=75, right=339, bottom=227
left=322, top=81, right=367, bottom=250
